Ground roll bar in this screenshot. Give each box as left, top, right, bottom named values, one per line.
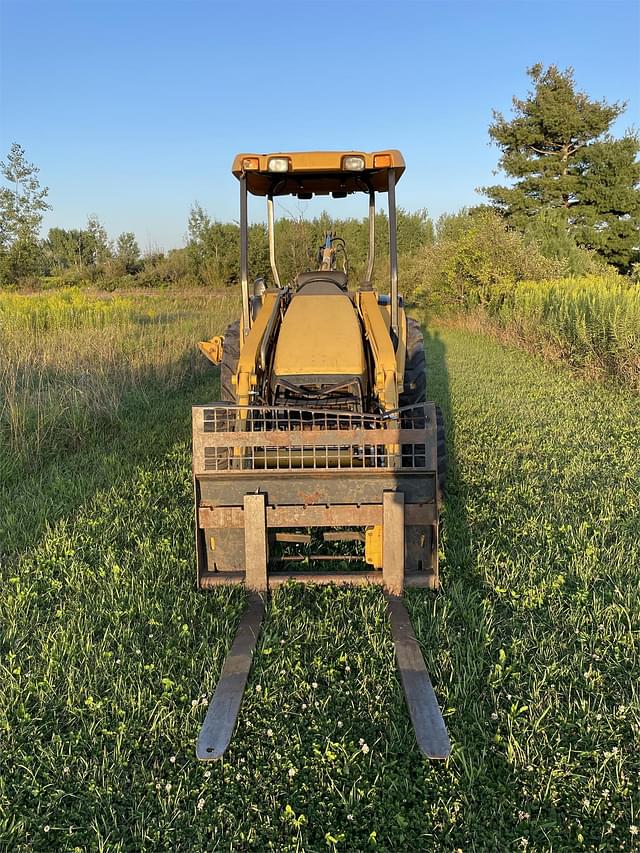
left=238, top=170, right=400, bottom=346
left=239, top=175, right=251, bottom=343
left=388, top=169, right=399, bottom=339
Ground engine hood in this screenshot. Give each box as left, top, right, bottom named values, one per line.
left=272, top=293, right=366, bottom=381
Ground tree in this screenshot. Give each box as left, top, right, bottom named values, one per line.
left=572, top=134, right=640, bottom=270
left=523, top=209, right=610, bottom=276
left=86, top=215, right=112, bottom=265
left=0, top=143, right=51, bottom=247
left=187, top=202, right=243, bottom=285
left=115, top=231, right=141, bottom=274
left=0, top=143, right=51, bottom=281
left=45, top=227, right=94, bottom=271
left=482, top=64, right=640, bottom=271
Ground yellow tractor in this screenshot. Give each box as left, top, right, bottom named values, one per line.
left=194, top=150, right=450, bottom=760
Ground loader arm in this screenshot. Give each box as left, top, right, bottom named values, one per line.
left=234, top=290, right=284, bottom=410
left=357, top=290, right=406, bottom=412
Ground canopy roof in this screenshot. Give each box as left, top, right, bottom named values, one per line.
left=231, top=150, right=405, bottom=197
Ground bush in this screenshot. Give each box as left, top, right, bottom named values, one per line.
left=411, top=210, right=564, bottom=311
left=135, top=249, right=195, bottom=288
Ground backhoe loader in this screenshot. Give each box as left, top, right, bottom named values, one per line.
left=194, top=150, right=450, bottom=760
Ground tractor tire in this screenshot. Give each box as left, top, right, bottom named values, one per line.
left=220, top=319, right=240, bottom=403
left=436, top=404, right=447, bottom=499
left=399, top=317, right=427, bottom=407
left=399, top=318, right=446, bottom=498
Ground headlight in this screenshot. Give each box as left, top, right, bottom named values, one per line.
left=343, top=155, right=365, bottom=171
left=268, top=157, right=290, bottom=172
left=242, top=157, right=259, bottom=170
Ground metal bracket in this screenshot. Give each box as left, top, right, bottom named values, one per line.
left=383, top=490, right=405, bottom=595
left=243, top=493, right=268, bottom=591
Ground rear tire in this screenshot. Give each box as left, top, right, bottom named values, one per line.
left=399, top=318, right=446, bottom=498
left=399, top=317, right=426, bottom=407
left=220, top=320, right=240, bottom=402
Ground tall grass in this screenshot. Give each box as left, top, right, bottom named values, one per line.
left=0, top=287, right=239, bottom=464
left=498, top=276, right=640, bottom=386
left=438, top=275, right=640, bottom=389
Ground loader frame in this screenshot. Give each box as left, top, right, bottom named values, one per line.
left=193, top=402, right=440, bottom=594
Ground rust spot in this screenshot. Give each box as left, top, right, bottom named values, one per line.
left=300, top=490, right=325, bottom=505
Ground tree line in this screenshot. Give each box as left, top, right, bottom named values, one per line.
left=0, top=144, right=144, bottom=286
left=1, top=64, right=638, bottom=293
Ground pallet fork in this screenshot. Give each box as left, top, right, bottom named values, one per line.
left=195, top=487, right=451, bottom=761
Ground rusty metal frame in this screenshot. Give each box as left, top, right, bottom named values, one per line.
left=199, top=572, right=438, bottom=589
left=193, top=403, right=434, bottom=473
left=198, top=503, right=436, bottom=529
left=193, top=401, right=440, bottom=593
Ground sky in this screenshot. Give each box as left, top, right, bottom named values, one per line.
left=1, top=0, right=638, bottom=252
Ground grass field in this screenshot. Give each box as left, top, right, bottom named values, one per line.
left=1, top=291, right=639, bottom=851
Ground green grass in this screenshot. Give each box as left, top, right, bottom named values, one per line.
left=1, top=299, right=639, bottom=851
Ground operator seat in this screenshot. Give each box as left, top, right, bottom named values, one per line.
left=295, top=270, right=348, bottom=293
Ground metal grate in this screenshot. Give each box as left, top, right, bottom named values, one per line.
left=194, top=404, right=433, bottom=473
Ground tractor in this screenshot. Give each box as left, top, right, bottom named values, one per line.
left=194, top=150, right=450, bottom=760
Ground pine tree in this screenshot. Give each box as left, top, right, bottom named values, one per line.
left=572, top=134, right=640, bottom=270
left=482, top=65, right=640, bottom=271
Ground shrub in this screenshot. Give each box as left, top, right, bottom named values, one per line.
left=411, top=210, right=564, bottom=311
left=135, top=249, right=195, bottom=288
left=500, top=275, right=640, bottom=368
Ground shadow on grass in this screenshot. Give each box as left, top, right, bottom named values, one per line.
left=403, top=329, right=500, bottom=792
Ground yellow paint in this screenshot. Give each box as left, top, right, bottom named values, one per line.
left=365, top=526, right=383, bottom=570
left=198, top=336, right=224, bottom=365
left=231, top=150, right=405, bottom=196
left=273, top=295, right=366, bottom=379
left=356, top=291, right=399, bottom=411
left=397, top=310, right=407, bottom=396
left=377, top=301, right=407, bottom=396
left=235, top=291, right=280, bottom=409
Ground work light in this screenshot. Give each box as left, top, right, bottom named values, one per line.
left=343, top=155, right=365, bottom=171
left=268, top=157, right=290, bottom=172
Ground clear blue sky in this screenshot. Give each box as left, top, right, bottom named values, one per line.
left=1, top=0, right=638, bottom=252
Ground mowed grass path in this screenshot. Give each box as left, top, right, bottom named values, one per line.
left=2, top=325, right=639, bottom=852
